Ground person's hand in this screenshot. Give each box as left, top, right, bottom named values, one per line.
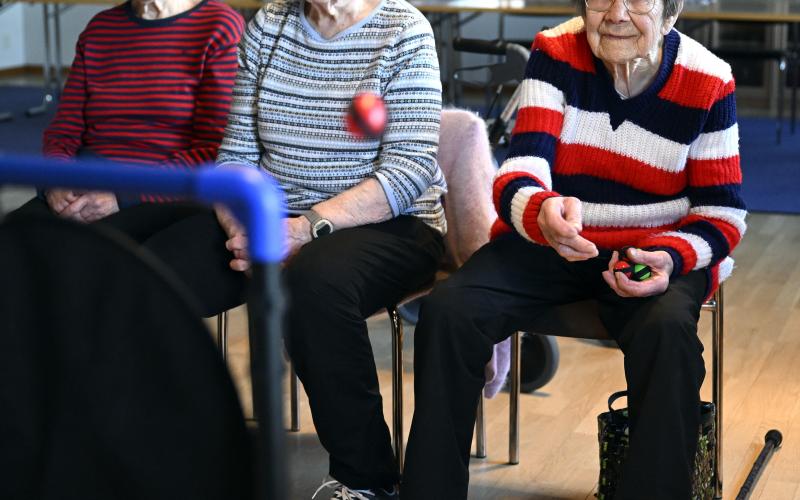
left=215, top=205, right=250, bottom=272
left=537, top=196, right=598, bottom=261
left=70, top=192, right=118, bottom=222
left=215, top=205, right=245, bottom=239
left=602, top=248, right=674, bottom=298
left=45, top=189, right=81, bottom=214
left=56, top=192, right=119, bottom=222
left=284, top=216, right=312, bottom=260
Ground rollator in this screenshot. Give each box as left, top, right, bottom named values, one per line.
left=0, top=155, right=288, bottom=499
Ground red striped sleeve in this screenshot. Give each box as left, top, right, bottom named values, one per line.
left=513, top=106, right=563, bottom=137
left=639, top=235, right=698, bottom=274
left=686, top=157, right=741, bottom=187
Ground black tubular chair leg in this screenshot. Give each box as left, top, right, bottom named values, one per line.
left=509, top=331, right=521, bottom=465
left=216, top=311, right=228, bottom=360
left=710, top=286, right=724, bottom=499
left=475, top=394, right=487, bottom=458
left=389, top=306, right=405, bottom=474
left=792, top=57, right=798, bottom=134
left=778, top=57, right=787, bottom=144
left=289, top=368, right=300, bottom=432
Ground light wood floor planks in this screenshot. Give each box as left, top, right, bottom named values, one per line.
left=220, top=212, right=799, bottom=499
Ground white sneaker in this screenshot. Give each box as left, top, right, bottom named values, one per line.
left=312, top=477, right=398, bottom=500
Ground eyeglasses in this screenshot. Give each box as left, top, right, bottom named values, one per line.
left=585, top=0, right=656, bottom=15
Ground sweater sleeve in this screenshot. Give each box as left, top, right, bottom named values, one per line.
left=491, top=37, right=565, bottom=245
left=42, top=35, right=89, bottom=160
left=216, top=7, right=269, bottom=169
left=164, top=12, right=244, bottom=168
left=639, top=78, right=747, bottom=276
left=372, top=18, right=443, bottom=216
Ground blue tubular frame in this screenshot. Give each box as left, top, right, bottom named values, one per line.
left=0, top=154, right=287, bottom=499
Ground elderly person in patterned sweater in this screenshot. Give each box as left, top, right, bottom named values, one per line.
left=403, top=0, right=745, bottom=498
left=159, top=0, right=445, bottom=498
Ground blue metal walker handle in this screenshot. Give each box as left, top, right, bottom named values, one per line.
left=0, top=153, right=288, bottom=499
left=0, top=154, right=284, bottom=264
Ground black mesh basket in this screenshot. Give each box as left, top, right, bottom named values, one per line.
left=596, top=391, right=716, bottom=500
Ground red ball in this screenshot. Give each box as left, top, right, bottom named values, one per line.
left=613, top=259, right=633, bottom=279
left=346, top=92, right=387, bottom=139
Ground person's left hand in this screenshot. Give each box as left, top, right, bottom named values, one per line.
left=602, top=248, right=674, bottom=298
left=60, top=192, right=119, bottom=222
left=284, top=216, right=311, bottom=260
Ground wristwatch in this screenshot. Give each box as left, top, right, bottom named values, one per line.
left=302, top=209, right=334, bottom=239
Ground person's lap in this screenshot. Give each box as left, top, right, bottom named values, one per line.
left=8, top=197, right=246, bottom=316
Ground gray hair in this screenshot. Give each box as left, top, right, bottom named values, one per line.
left=576, top=0, right=682, bottom=19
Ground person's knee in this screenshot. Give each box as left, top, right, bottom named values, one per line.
left=630, top=306, right=704, bottom=368
left=415, top=283, right=481, bottom=348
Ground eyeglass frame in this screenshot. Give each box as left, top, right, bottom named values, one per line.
left=584, top=0, right=657, bottom=15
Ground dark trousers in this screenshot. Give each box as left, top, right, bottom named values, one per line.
left=402, top=233, right=707, bottom=500
left=7, top=198, right=246, bottom=316
left=284, top=215, right=443, bottom=489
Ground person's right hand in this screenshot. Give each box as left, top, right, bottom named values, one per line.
left=215, top=205, right=250, bottom=272
left=537, top=196, right=598, bottom=261
left=45, top=189, right=81, bottom=214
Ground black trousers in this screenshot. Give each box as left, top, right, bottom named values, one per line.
left=402, top=233, right=707, bottom=500
left=283, top=215, right=443, bottom=489
left=8, top=198, right=247, bottom=316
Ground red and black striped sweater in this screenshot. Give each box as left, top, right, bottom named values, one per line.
left=43, top=0, right=243, bottom=183
left=492, top=17, right=746, bottom=296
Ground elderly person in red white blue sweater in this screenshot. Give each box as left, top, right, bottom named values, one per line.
left=403, top=0, right=745, bottom=498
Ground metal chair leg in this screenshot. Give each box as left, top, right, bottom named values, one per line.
left=289, top=364, right=300, bottom=432
left=778, top=57, right=787, bottom=144
left=389, top=306, right=404, bottom=474
left=475, top=393, right=487, bottom=458
left=216, top=311, right=228, bottom=360
left=712, top=286, right=724, bottom=499
left=509, top=331, right=521, bottom=465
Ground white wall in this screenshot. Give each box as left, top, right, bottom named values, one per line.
left=0, top=4, right=26, bottom=70
left=0, top=3, right=104, bottom=71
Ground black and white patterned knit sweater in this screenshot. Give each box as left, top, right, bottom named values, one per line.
left=217, top=0, right=446, bottom=233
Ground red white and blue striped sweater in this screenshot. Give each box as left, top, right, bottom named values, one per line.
left=492, top=17, right=746, bottom=296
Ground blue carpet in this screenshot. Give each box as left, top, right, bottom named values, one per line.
left=738, top=117, right=800, bottom=214
left=1, top=85, right=798, bottom=213
left=0, top=85, right=57, bottom=156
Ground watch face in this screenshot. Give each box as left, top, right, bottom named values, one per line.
left=312, top=219, right=333, bottom=238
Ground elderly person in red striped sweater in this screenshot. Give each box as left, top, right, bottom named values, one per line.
left=12, top=0, right=243, bottom=233
left=403, top=0, right=745, bottom=498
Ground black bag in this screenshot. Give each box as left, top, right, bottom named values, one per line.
left=596, top=391, right=715, bottom=500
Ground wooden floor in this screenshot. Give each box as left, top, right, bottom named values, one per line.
left=215, top=212, right=800, bottom=499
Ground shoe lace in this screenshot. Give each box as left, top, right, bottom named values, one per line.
left=312, top=478, right=375, bottom=500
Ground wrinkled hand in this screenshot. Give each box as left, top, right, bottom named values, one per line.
left=538, top=196, right=598, bottom=261
left=216, top=205, right=250, bottom=272
left=55, top=191, right=119, bottom=222
left=45, top=189, right=81, bottom=214
left=602, top=248, right=674, bottom=298
left=283, top=216, right=311, bottom=261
